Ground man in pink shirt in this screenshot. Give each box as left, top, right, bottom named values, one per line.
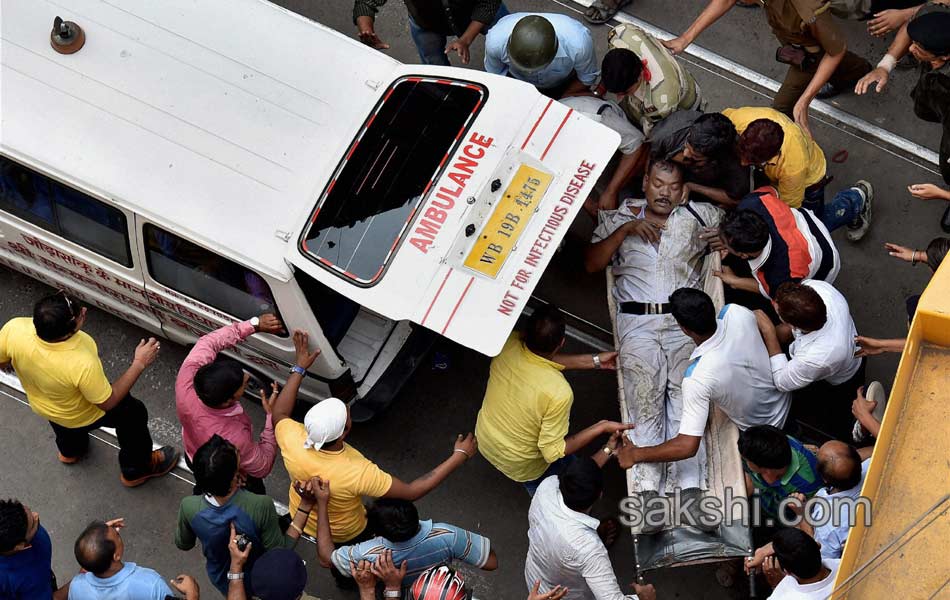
left=175, top=314, right=283, bottom=494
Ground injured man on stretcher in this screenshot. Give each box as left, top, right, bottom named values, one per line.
left=586, top=159, right=722, bottom=533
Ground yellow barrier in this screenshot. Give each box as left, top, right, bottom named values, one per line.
left=833, top=259, right=950, bottom=598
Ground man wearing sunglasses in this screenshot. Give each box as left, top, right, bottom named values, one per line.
left=0, top=291, right=178, bottom=487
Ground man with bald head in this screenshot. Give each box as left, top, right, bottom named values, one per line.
left=69, top=519, right=186, bottom=599
left=806, top=441, right=872, bottom=559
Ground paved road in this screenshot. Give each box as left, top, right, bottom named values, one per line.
left=2, top=0, right=945, bottom=598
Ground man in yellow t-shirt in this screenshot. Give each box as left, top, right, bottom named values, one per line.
left=0, top=291, right=179, bottom=487
left=475, top=304, right=631, bottom=495
left=723, top=106, right=872, bottom=242
left=272, top=330, right=476, bottom=588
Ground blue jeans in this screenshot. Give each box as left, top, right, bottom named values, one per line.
left=802, top=183, right=864, bottom=232
left=408, top=3, right=510, bottom=66
left=522, top=455, right=577, bottom=497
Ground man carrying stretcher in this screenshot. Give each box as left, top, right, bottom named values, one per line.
left=585, top=159, right=721, bottom=533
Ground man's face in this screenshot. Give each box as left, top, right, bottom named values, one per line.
left=615, top=78, right=642, bottom=99
left=106, top=525, right=124, bottom=561
left=682, top=143, right=710, bottom=168
left=643, top=167, right=684, bottom=216
left=909, top=42, right=949, bottom=67
left=745, top=460, right=786, bottom=485
left=23, top=506, right=39, bottom=546
left=227, top=372, right=251, bottom=407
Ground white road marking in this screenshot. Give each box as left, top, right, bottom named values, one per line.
left=0, top=373, right=315, bottom=541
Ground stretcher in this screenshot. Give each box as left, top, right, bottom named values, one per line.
left=832, top=260, right=950, bottom=598
left=607, top=251, right=752, bottom=574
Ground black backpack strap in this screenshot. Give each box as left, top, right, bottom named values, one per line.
left=682, top=202, right=712, bottom=257
left=683, top=201, right=707, bottom=227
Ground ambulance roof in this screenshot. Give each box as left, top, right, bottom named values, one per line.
left=1, top=0, right=400, bottom=279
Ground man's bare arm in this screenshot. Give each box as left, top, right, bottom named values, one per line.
left=616, top=434, right=702, bottom=467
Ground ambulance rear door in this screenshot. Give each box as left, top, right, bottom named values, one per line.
left=286, top=68, right=620, bottom=356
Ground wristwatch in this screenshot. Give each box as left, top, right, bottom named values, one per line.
left=249, top=316, right=260, bottom=329
left=290, top=365, right=307, bottom=376
left=602, top=445, right=614, bottom=457
left=227, top=572, right=244, bottom=580
left=383, top=591, right=401, bottom=599
left=592, top=353, right=602, bottom=369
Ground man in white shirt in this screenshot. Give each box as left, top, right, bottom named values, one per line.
left=755, top=280, right=864, bottom=440
left=766, top=528, right=839, bottom=599
left=616, top=290, right=792, bottom=485
left=585, top=161, right=721, bottom=509
left=525, top=457, right=657, bottom=600
left=809, top=441, right=871, bottom=559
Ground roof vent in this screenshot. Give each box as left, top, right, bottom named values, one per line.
left=50, top=16, right=85, bottom=55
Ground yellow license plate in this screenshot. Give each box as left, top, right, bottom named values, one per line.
left=464, top=165, right=553, bottom=278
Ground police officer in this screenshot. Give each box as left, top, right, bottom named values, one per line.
left=664, top=0, right=872, bottom=138
left=856, top=4, right=950, bottom=229
left=484, top=13, right=599, bottom=99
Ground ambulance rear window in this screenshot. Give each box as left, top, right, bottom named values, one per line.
left=300, top=77, right=485, bottom=285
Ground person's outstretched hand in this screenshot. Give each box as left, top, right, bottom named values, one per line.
left=292, top=330, right=322, bottom=370
left=169, top=575, right=199, bottom=600
left=370, top=549, right=408, bottom=591
left=528, top=580, right=569, bottom=600
left=662, top=36, right=690, bottom=55
left=855, top=67, right=890, bottom=95
left=908, top=183, right=950, bottom=201
left=632, top=582, right=657, bottom=600
left=867, top=9, right=908, bottom=37
left=132, top=338, right=160, bottom=369
left=446, top=38, right=471, bottom=64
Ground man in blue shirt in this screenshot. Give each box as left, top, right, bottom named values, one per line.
left=0, top=499, right=66, bottom=599
left=316, top=496, right=497, bottom=594
left=484, top=13, right=599, bottom=98
left=68, top=519, right=179, bottom=600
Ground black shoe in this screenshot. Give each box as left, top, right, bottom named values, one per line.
left=816, top=82, right=844, bottom=100
left=942, top=205, right=950, bottom=234
left=120, top=446, right=180, bottom=488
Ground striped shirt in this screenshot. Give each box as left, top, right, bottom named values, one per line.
left=330, top=520, right=491, bottom=591
left=739, top=187, right=839, bottom=298
left=744, top=435, right=822, bottom=519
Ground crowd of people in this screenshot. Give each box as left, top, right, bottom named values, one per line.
left=1, top=0, right=949, bottom=599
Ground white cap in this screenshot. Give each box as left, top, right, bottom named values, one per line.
left=302, top=397, right=347, bottom=450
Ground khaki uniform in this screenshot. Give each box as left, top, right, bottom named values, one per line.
left=764, top=0, right=871, bottom=114
left=608, top=24, right=705, bottom=135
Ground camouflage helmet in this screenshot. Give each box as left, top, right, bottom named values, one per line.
left=507, top=15, right=559, bottom=73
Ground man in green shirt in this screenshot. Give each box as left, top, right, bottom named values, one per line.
left=176, top=435, right=315, bottom=595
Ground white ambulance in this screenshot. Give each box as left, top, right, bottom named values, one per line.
left=0, top=0, right=619, bottom=418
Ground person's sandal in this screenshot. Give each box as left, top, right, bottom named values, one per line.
left=584, top=0, right=632, bottom=24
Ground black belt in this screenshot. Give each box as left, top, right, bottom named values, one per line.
left=620, top=301, right=673, bottom=315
